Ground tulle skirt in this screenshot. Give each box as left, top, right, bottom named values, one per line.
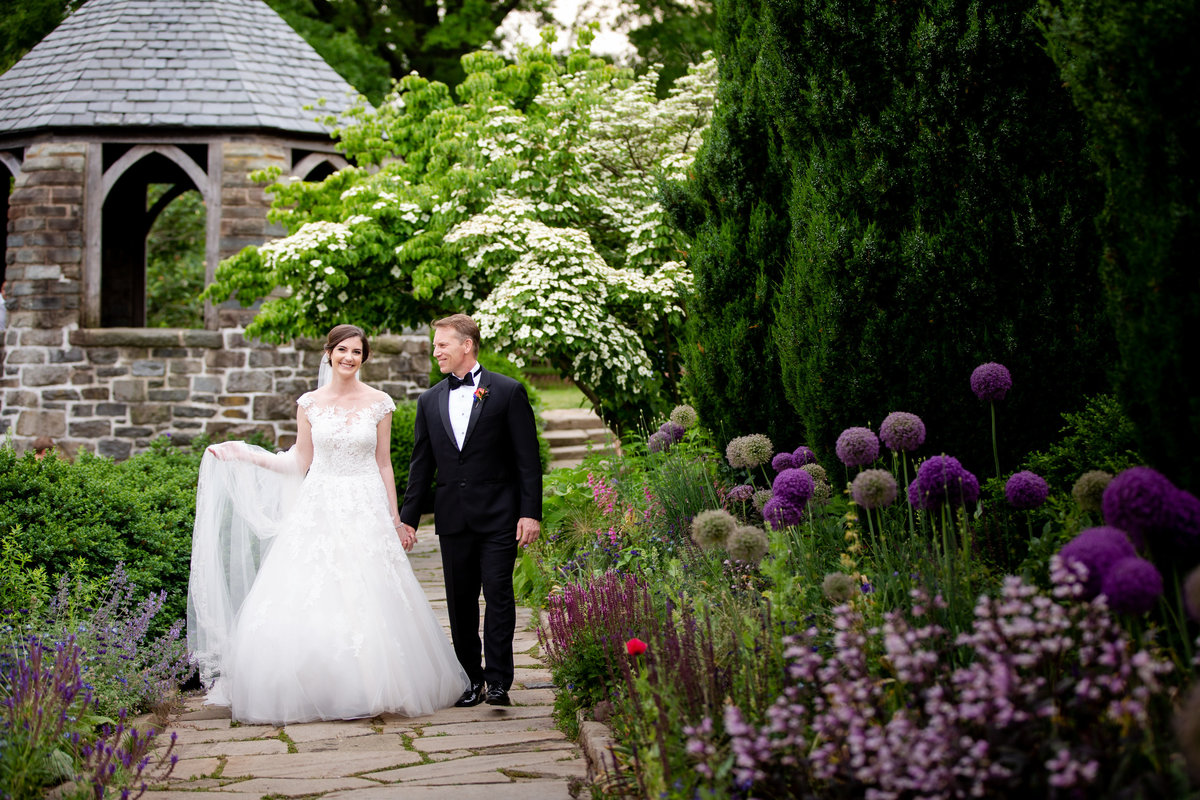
left=205, top=469, right=467, bottom=724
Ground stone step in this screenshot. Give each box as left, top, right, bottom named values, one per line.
left=542, top=427, right=612, bottom=447
left=541, top=408, right=604, bottom=432
left=548, top=442, right=616, bottom=461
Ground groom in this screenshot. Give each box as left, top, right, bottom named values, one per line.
left=399, top=314, right=542, bottom=707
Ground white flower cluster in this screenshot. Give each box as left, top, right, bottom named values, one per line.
left=258, top=221, right=354, bottom=271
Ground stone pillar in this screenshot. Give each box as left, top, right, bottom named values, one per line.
left=4, top=142, right=86, bottom=331
left=216, top=139, right=287, bottom=328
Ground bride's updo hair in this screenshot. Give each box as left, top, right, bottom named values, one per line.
left=324, top=324, right=370, bottom=362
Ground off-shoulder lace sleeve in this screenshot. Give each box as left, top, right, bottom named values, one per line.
left=297, top=392, right=316, bottom=411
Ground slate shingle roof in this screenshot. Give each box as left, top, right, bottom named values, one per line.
left=0, top=0, right=359, bottom=135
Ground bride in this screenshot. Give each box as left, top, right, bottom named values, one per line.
left=187, top=324, right=468, bottom=723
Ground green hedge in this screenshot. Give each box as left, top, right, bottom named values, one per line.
left=1043, top=0, right=1200, bottom=492
left=670, top=0, right=1112, bottom=475
left=0, top=438, right=203, bottom=628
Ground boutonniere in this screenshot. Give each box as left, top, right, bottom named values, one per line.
left=473, top=386, right=489, bottom=405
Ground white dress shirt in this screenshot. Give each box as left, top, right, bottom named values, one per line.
left=448, top=365, right=481, bottom=450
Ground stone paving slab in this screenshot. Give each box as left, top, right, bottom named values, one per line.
left=282, top=720, right=378, bottom=742
left=383, top=705, right=552, bottom=727
left=295, top=733, right=408, bottom=753
left=363, top=749, right=578, bottom=783
left=221, top=750, right=422, bottom=779
left=508, top=688, right=556, bottom=705
left=412, top=729, right=567, bottom=753
left=421, top=715, right=556, bottom=736
left=323, top=781, right=575, bottom=799
left=171, top=738, right=289, bottom=759
left=167, top=725, right=278, bottom=745
left=166, top=758, right=221, bottom=780
left=409, top=773, right=515, bottom=786
left=209, top=777, right=381, bottom=795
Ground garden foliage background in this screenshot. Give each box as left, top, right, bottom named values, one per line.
left=2, top=0, right=1199, bottom=795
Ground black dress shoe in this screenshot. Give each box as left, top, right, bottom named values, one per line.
left=454, top=681, right=486, bottom=707
left=484, top=684, right=511, bottom=706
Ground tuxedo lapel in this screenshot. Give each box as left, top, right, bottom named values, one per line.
left=436, top=381, right=457, bottom=451
left=461, top=368, right=491, bottom=450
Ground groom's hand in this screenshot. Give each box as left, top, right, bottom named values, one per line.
left=516, top=517, right=540, bottom=547
left=398, top=522, right=417, bottom=552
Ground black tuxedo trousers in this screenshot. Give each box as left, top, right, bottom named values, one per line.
left=399, top=368, right=542, bottom=688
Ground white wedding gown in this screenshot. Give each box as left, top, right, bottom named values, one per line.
left=187, top=392, right=468, bottom=724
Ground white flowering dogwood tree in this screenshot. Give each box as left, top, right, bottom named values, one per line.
left=206, top=33, right=716, bottom=433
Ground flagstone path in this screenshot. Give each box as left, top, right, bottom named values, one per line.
left=146, top=529, right=586, bottom=800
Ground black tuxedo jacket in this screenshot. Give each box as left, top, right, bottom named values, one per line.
left=399, top=367, right=542, bottom=535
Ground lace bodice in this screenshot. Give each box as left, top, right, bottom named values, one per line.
left=298, top=392, right=396, bottom=477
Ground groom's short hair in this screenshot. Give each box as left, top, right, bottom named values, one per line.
left=433, top=314, right=480, bottom=354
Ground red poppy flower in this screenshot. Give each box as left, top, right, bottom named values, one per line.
left=625, top=637, right=648, bottom=655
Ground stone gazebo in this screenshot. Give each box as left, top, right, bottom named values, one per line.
left=0, top=0, right=428, bottom=457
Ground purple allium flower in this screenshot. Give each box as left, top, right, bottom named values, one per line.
left=727, top=484, right=755, bottom=503
left=762, top=497, right=803, bottom=530
left=907, top=455, right=979, bottom=510
left=879, top=412, right=926, bottom=453
left=669, top=404, right=698, bottom=429
left=648, top=431, right=668, bottom=453
left=791, top=446, right=817, bottom=466
left=727, top=525, right=769, bottom=563
left=772, top=468, right=814, bottom=507
left=850, top=469, right=898, bottom=510
left=1100, top=557, right=1163, bottom=615
left=771, top=452, right=796, bottom=472
left=1005, top=471, right=1049, bottom=510
left=659, top=420, right=686, bottom=444
left=1058, top=526, right=1137, bottom=600
left=1184, top=565, right=1200, bottom=622
left=691, top=509, right=736, bottom=550
left=1165, top=489, right=1200, bottom=557
left=835, top=427, right=880, bottom=467
left=970, top=362, right=1012, bottom=402
left=1072, top=470, right=1112, bottom=513
left=1101, top=466, right=1176, bottom=549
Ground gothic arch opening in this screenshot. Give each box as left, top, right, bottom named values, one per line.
left=0, top=150, right=20, bottom=289
left=292, top=150, right=348, bottom=182
left=100, top=146, right=208, bottom=327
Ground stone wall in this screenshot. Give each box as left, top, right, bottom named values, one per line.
left=1, top=327, right=429, bottom=458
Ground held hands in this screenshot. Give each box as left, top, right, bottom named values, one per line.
left=397, top=522, right=417, bottom=552
left=516, top=517, right=540, bottom=547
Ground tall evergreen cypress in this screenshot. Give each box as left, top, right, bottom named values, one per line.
left=665, top=1, right=805, bottom=448
left=1043, top=0, right=1200, bottom=491
left=675, top=0, right=1111, bottom=471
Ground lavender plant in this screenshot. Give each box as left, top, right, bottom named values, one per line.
left=1, top=563, right=193, bottom=720
left=0, top=636, right=179, bottom=800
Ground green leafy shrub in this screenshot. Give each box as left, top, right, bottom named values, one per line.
left=390, top=399, right=419, bottom=495
left=0, top=438, right=204, bottom=633
left=1020, top=394, right=1142, bottom=493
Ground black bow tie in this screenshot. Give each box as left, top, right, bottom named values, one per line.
left=448, top=372, right=475, bottom=390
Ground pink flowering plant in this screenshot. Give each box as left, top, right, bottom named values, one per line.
left=683, top=559, right=1181, bottom=798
